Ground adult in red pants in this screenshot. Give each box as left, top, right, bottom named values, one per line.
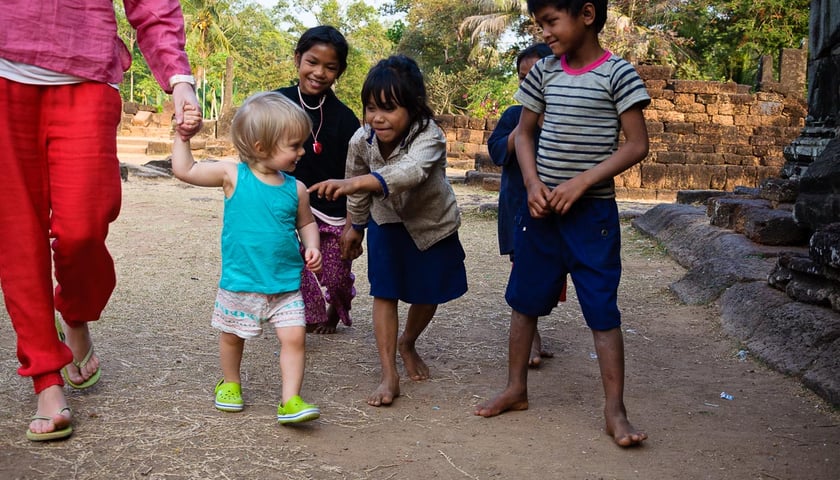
left=0, top=0, right=202, bottom=441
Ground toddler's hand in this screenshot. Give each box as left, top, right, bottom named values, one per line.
left=304, top=247, right=322, bottom=273
left=172, top=82, right=203, bottom=141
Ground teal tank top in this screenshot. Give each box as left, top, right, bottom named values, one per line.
left=219, top=163, right=303, bottom=294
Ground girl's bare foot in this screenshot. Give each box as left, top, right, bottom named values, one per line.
left=306, top=305, right=340, bottom=334
left=605, top=407, right=647, bottom=447
left=474, top=388, right=529, bottom=417
left=528, top=331, right=554, bottom=368
left=367, top=376, right=400, bottom=406
left=398, top=340, right=429, bottom=381
left=29, top=385, right=72, bottom=435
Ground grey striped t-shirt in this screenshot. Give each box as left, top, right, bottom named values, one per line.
left=514, top=51, right=650, bottom=198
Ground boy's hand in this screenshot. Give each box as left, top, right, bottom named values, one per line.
left=308, top=179, right=355, bottom=201
left=303, top=247, right=322, bottom=273
left=340, top=228, right=364, bottom=260
left=525, top=179, right=551, bottom=218
left=547, top=177, right=587, bottom=216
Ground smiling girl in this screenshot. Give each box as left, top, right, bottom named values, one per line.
left=275, top=26, right=360, bottom=335
left=308, top=55, right=468, bottom=407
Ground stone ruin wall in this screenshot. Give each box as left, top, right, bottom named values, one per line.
left=119, top=50, right=808, bottom=198
left=446, top=49, right=808, bottom=201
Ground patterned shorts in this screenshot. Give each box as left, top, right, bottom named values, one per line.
left=211, top=288, right=306, bottom=339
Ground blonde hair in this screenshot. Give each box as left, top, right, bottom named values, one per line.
left=231, top=91, right=312, bottom=164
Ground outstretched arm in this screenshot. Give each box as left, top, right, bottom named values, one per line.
left=171, top=105, right=235, bottom=190
left=308, top=174, right=383, bottom=202
left=296, top=181, right=322, bottom=273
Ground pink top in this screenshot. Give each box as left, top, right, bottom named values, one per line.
left=0, top=0, right=191, bottom=93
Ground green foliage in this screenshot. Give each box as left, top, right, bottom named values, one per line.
left=464, top=74, right=518, bottom=118
left=664, top=0, right=810, bottom=83
left=111, top=0, right=812, bottom=120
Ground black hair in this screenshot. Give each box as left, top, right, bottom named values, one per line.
left=516, top=43, right=553, bottom=71
left=295, top=25, right=349, bottom=77
left=525, top=0, right=607, bottom=34
left=361, top=55, right=434, bottom=145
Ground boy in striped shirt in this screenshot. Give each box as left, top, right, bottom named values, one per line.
left=475, top=0, right=650, bottom=447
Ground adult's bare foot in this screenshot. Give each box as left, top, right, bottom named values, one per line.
left=28, top=385, right=72, bottom=435
left=528, top=331, right=554, bottom=368
left=367, top=377, right=400, bottom=406
left=398, top=341, right=429, bottom=381
left=59, top=320, right=100, bottom=386
left=605, top=408, right=647, bottom=447
left=474, top=388, right=529, bottom=417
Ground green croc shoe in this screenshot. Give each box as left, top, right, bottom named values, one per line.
left=277, top=395, right=320, bottom=424
left=214, top=380, right=243, bottom=412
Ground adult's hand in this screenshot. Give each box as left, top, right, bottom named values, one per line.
left=172, top=82, right=203, bottom=141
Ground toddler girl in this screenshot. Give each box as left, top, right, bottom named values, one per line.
left=172, top=92, right=322, bottom=424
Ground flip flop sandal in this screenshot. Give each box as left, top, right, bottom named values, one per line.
left=55, top=318, right=101, bottom=390
left=26, top=407, right=73, bottom=442
left=62, top=347, right=101, bottom=389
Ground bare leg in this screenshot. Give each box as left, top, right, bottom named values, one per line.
left=219, top=332, right=244, bottom=384
left=368, top=297, right=400, bottom=406
left=276, top=325, right=306, bottom=404
left=592, top=327, right=647, bottom=447
left=474, top=310, right=536, bottom=417
left=399, top=303, right=436, bottom=381
left=28, top=385, right=72, bottom=435
left=528, top=329, right=554, bottom=368
left=59, top=319, right=100, bottom=385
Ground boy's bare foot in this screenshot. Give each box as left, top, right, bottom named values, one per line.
left=605, top=408, right=647, bottom=447
left=60, top=321, right=100, bottom=386
left=367, top=377, right=400, bottom=406
left=474, top=388, right=529, bottom=417
left=528, top=331, right=554, bottom=368
left=398, top=341, right=429, bottom=381
left=29, top=385, right=72, bottom=435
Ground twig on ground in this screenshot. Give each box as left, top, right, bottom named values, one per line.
left=438, top=449, right=479, bottom=479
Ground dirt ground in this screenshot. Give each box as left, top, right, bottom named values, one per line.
left=1, top=177, right=838, bottom=480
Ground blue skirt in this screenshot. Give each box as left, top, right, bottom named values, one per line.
left=367, top=221, right=468, bottom=304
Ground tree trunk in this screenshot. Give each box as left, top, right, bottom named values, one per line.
left=222, top=56, right=234, bottom=116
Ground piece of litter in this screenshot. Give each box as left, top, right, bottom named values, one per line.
left=432, top=406, right=440, bottom=410
left=736, top=349, right=748, bottom=361
left=720, top=391, right=734, bottom=400
left=589, top=352, right=598, bottom=359
left=625, top=328, right=637, bottom=334
left=704, top=402, right=720, bottom=407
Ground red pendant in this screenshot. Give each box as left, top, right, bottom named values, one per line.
left=313, top=141, right=323, bottom=154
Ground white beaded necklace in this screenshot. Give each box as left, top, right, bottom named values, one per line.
left=297, top=87, right=325, bottom=154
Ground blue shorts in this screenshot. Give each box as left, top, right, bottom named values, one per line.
left=367, top=221, right=468, bottom=304
left=505, top=198, right=622, bottom=331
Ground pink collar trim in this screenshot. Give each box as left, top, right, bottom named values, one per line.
left=560, top=50, right=612, bottom=75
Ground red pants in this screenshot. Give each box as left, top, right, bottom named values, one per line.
left=0, top=78, right=122, bottom=393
